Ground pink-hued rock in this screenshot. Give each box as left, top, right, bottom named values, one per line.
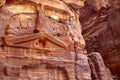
left=0, top=0, right=6, bottom=7
left=0, top=0, right=91, bottom=80
left=98, top=5, right=120, bottom=78
left=0, top=0, right=114, bottom=80
left=86, top=0, right=109, bottom=11
left=88, top=52, right=113, bottom=80
left=81, top=0, right=120, bottom=79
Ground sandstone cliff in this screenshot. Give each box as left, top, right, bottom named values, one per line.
left=0, top=0, right=119, bottom=80
left=80, top=0, right=120, bottom=79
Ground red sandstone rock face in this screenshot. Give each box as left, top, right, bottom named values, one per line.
left=81, top=0, right=120, bottom=79
left=0, top=0, right=113, bottom=80
left=98, top=6, right=120, bottom=78
left=86, top=0, right=109, bottom=11
left=0, top=0, right=90, bottom=80
left=88, top=52, right=113, bottom=80
left=0, top=0, right=6, bottom=7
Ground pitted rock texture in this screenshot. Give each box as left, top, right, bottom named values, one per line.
left=0, top=0, right=89, bottom=80
left=0, top=0, right=113, bottom=80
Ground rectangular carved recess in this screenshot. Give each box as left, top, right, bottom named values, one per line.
left=20, top=63, right=69, bottom=80
left=44, top=5, right=70, bottom=21
left=6, top=3, right=37, bottom=14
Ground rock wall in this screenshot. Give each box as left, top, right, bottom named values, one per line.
left=80, top=0, right=120, bottom=79
left=0, top=0, right=114, bottom=80
left=98, top=5, right=120, bottom=78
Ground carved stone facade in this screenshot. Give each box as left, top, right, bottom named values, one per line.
left=0, top=0, right=113, bottom=80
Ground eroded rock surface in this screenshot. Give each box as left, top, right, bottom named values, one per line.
left=0, top=0, right=114, bottom=80
left=88, top=52, right=113, bottom=80
left=80, top=0, right=120, bottom=79
left=0, top=0, right=89, bottom=80
left=98, top=6, right=120, bottom=78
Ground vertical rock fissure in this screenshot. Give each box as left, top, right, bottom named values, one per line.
left=66, top=21, right=79, bottom=80
left=73, top=42, right=79, bottom=80
left=88, top=58, right=99, bottom=80
left=34, top=7, right=40, bottom=33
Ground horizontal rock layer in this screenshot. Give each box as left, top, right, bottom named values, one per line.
left=0, top=0, right=114, bottom=80
left=81, top=0, right=120, bottom=79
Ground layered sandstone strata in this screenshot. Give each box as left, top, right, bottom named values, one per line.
left=0, top=0, right=114, bottom=80
left=80, top=0, right=120, bottom=79
left=0, top=0, right=89, bottom=80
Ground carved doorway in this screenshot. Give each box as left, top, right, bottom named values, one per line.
left=47, top=67, right=69, bottom=80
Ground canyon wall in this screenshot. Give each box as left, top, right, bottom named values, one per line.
left=0, top=0, right=117, bottom=80
left=80, top=0, right=120, bottom=79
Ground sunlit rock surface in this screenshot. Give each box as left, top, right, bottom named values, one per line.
left=0, top=0, right=117, bottom=80
left=62, top=0, right=85, bottom=9
left=0, top=0, right=89, bottom=80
